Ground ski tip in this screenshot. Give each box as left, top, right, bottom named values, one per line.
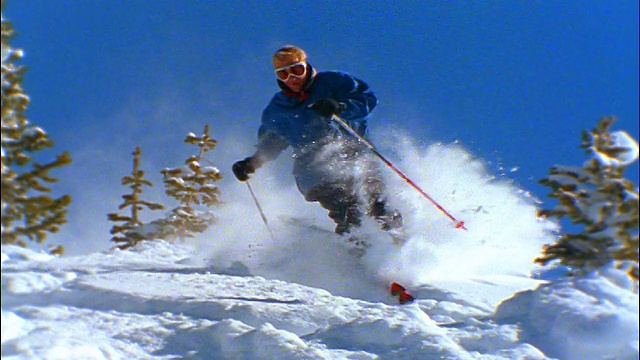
left=389, top=282, right=406, bottom=296
left=390, top=282, right=415, bottom=304
left=398, top=291, right=415, bottom=304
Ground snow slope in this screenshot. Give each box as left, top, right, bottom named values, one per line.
left=2, top=142, right=638, bottom=360
left=2, top=240, right=637, bottom=360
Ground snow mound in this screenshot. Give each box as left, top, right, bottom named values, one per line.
left=495, top=268, right=639, bottom=360
left=3, top=241, right=638, bottom=359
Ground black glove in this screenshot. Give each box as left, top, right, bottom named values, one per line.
left=309, top=98, right=345, bottom=117
left=232, top=156, right=261, bottom=181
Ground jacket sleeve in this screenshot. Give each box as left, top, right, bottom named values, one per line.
left=331, top=72, right=378, bottom=137
left=253, top=110, right=290, bottom=163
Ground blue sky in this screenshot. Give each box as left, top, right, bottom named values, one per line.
left=4, top=1, right=639, bottom=252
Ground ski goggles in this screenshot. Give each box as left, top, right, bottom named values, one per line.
left=274, top=61, right=307, bottom=81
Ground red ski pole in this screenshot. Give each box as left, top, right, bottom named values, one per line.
left=330, top=114, right=467, bottom=231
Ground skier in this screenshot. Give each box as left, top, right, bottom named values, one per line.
left=232, top=45, right=403, bottom=242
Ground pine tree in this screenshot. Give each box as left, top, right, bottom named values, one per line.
left=535, top=117, right=639, bottom=282
left=1, top=10, right=71, bottom=251
left=154, top=124, right=222, bottom=241
left=108, top=147, right=164, bottom=250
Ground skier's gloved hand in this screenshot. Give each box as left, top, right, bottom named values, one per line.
left=309, top=98, right=345, bottom=118
left=232, top=156, right=261, bottom=181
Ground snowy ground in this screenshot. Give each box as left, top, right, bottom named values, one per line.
left=2, top=142, right=638, bottom=359
left=2, top=240, right=637, bottom=360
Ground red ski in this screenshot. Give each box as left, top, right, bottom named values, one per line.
left=389, top=282, right=415, bottom=304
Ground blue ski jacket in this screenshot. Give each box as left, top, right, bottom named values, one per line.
left=253, top=64, right=378, bottom=195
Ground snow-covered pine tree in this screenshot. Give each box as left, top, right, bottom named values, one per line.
left=154, top=124, right=222, bottom=241
left=108, top=147, right=164, bottom=250
left=535, top=117, right=639, bottom=282
left=1, top=11, right=71, bottom=252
